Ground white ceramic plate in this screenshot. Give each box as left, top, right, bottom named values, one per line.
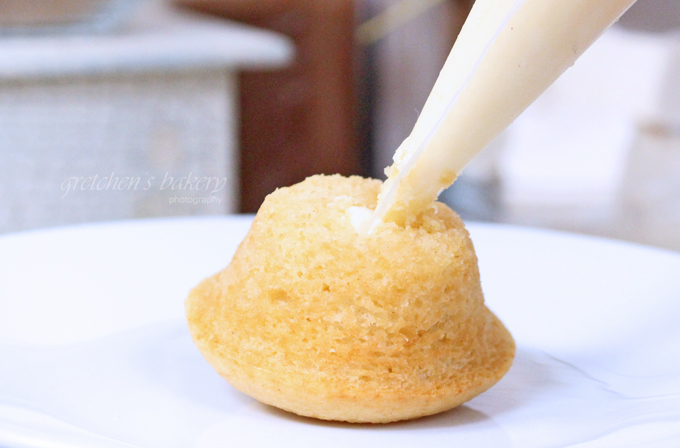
left=1, top=217, right=679, bottom=448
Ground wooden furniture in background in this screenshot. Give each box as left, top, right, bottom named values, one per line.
left=0, top=2, right=292, bottom=233
left=178, top=0, right=363, bottom=212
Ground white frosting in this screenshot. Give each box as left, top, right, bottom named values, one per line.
left=346, top=206, right=375, bottom=234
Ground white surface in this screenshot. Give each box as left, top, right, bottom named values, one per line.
left=1, top=216, right=679, bottom=447
left=0, top=1, right=293, bottom=80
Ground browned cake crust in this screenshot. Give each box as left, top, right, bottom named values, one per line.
left=186, top=174, right=514, bottom=423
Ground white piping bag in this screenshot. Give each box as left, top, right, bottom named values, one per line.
left=363, top=0, right=637, bottom=232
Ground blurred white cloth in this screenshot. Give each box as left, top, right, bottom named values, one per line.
left=497, top=27, right=675, bottom=233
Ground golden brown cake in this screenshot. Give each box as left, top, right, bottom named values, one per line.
left=185, top=174, right=514, bottom=423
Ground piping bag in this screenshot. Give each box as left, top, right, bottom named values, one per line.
left=359, top=0, right=637, bottom=233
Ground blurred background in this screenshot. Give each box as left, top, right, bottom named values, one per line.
left=0, top=0, right=678, bottom=251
